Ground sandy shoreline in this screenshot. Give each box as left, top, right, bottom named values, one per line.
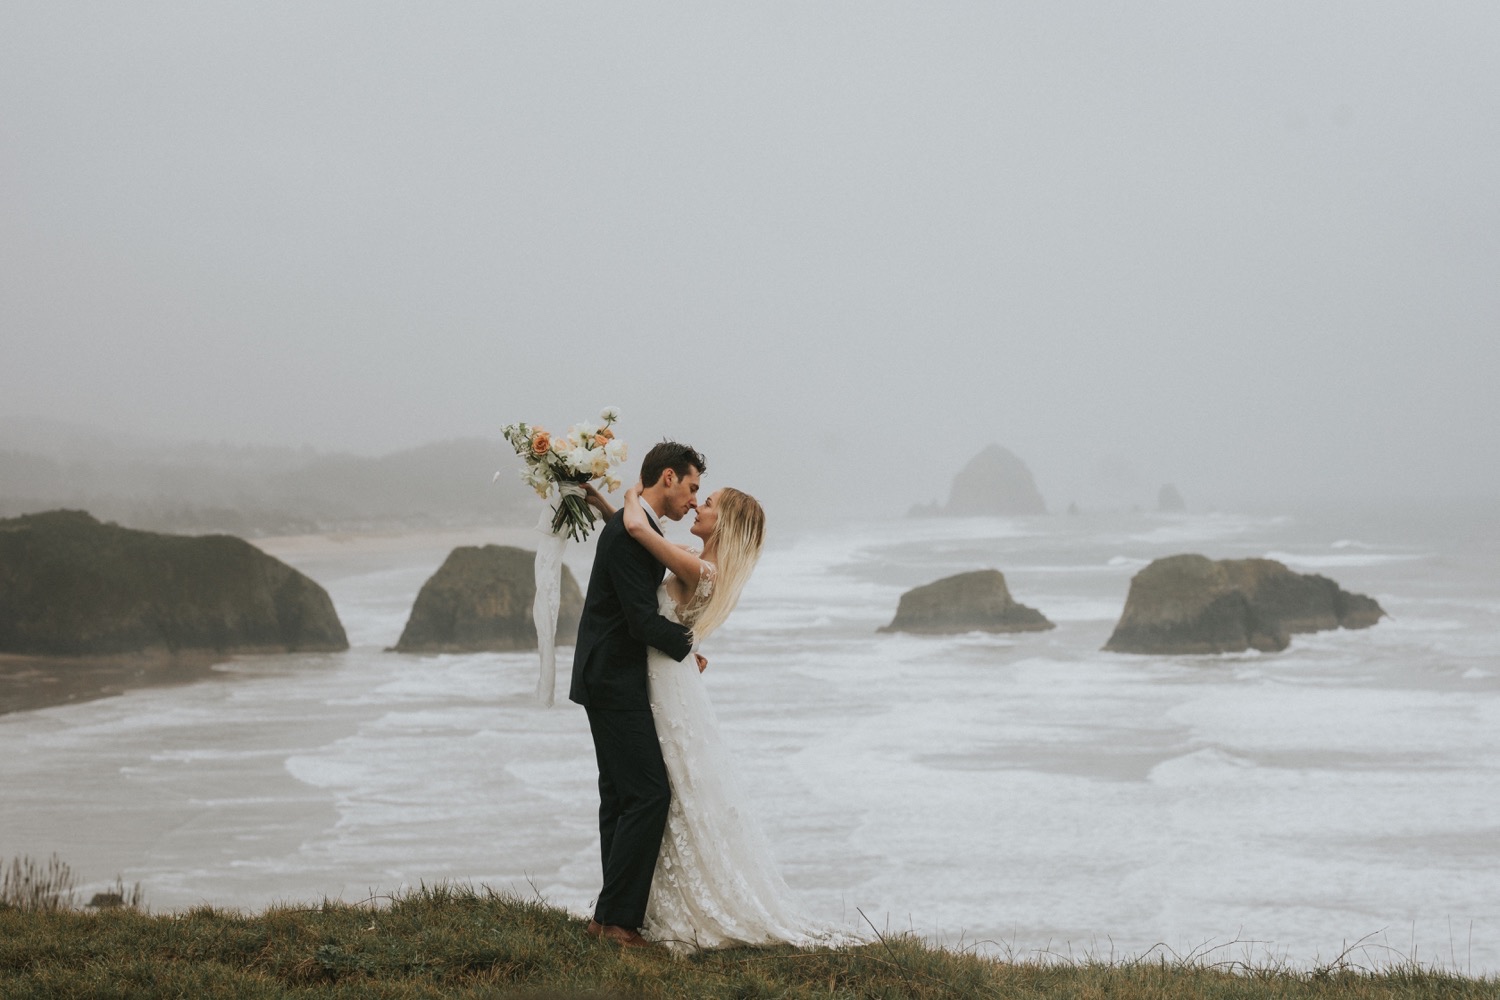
left=0, top=651, right=230, bottom=717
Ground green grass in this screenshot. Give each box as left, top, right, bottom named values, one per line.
left=1, top=884, right=1494, bottom=999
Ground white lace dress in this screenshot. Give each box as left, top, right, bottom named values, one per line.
left=641, top=559, right=860, bottom=954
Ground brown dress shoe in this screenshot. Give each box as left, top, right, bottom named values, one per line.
left=599, top=924, right=653, bottom=948
left=585, top=919, right=604, bottom=938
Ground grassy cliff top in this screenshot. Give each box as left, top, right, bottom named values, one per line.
left=1, top=885, right=1494, bottom=999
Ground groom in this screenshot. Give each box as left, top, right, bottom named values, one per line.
left=570, top=440, right=704, bottom=947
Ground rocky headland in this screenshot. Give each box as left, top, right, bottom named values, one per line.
left=394, top=545, right=582, bottom=653
left=0, top=510, right=348, bottom=659
left=879, top=569, right=1054, bottom=635
left=1104, top=554, right=1385, bottom=654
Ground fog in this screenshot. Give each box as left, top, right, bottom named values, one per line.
left=3, top=3, right=1498, bottom=519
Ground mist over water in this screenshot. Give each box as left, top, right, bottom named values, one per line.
left=3, top=4, right=1500, bottom=515
left=2, top=505, right=1495, bottom=971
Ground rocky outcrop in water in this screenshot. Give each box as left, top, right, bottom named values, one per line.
left=1103, top=554, right=1385, bottom=654
left=947, top=445, right=1047, bottom=515
left=910, top=445, right=1046, bottom=517
left=1157, top=484, right=1186, bottom=512
left=394, top=545, right=582, bottom=652
left=879, top=569, right=1054, bottom=635
left=0, top=510, right=348, bottom=656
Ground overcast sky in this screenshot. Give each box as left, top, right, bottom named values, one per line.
left=3, top=3, right=1497, bottom=515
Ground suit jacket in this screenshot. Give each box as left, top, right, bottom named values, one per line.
left=569, top=509, right=694, bottom=710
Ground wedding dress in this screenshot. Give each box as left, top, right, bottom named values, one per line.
left=641, top=559, right=860, bottom=954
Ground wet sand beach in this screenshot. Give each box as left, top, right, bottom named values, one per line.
left=0, top=652, right=227, bottom=716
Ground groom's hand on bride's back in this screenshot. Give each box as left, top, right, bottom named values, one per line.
left=694, top=653, right=708, bottom=673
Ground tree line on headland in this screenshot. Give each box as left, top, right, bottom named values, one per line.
left=0, top=430, right=537, bottom=536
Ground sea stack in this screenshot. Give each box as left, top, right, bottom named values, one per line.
left=1103, top=554, right=1385, bottom=655
left=1157, top=484, right=1186, bottom=512
left=941, top=445, right=1047, bottom=516
left=880, top=569, right=1054, bottom=635
left=0, top=510, right=348, bottom=656
left=395, top=545, right=582, bottom=652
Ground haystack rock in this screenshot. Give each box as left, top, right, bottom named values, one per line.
left=0, top=510, right=347, bottom=656
left=1157, top=484, right=1186, bottom=512
left=879, top=569, right=1054, bottom=635
left=942, top=445, right=1046, bottom=516
left=394, top=545, right=582, bottom=652
left=1103, top=554, right=1385, bottom=655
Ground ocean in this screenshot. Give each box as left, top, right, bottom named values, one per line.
left=2, top=502, right=1497, bottom=972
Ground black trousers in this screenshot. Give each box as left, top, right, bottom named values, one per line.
left=585, top=706, right=671, bottom=929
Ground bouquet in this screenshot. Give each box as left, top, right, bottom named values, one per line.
left=501, top=407, right=629, bottom=706
left=501, top=407, right=627, bottom=542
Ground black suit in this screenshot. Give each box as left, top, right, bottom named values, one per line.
left=570, top=509, right=693, bottom=929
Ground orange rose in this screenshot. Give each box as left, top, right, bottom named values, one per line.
left=598, top=427, right=614, bottom=440
left=594, top=434, right=610, bottom=447
left=531, top=432, right=551, bottom=456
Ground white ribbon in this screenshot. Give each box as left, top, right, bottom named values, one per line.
left=532, top=481, right=585, bottom=706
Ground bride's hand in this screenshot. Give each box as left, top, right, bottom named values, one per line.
left=622, top=482, right=649, bottom=538
left=694, top=653, right=708, bottom=673
left=580, top=482, right=614, bottom=517
left=619, top=478, right=704, bottom=592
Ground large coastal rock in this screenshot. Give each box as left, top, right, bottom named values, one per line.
left=1157, top=484, right=1186, bottom=512
left=0, top=510, right=348, bottom=656
left=879, top=569, right=1054, bottom=634
left=1104, top=554, right=1385, bottom=654
left=917, top=445, right=1046, bottom=516
left=394, top=545, right=582, bottom=653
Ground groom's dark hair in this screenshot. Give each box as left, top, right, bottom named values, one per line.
left=640, top=441, right=706, bottom=488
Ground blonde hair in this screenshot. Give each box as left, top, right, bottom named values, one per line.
left=687, top=487, right=765, bottom=641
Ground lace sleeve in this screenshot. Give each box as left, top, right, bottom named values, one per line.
left=695, top=560, right=716, bottom=601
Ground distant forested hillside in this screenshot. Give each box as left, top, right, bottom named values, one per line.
left=0, top=421, right=535, bottom=535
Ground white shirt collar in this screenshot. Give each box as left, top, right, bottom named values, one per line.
left=641, top=499, right=665, bottom=534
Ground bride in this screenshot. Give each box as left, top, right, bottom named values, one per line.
left=584, top=481, right=858, bottom=954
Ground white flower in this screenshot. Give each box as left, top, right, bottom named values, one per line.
left=599, top=406, right=620, bottom=423
left=564, top=446, right=594, bottom=475
left=603, top=474, right=622, bottom=493
left=519, top=467, right=552, bottom=499
left=590, top=449, right=610, bottom=476
left=604, top=438, right=627, bottom=464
